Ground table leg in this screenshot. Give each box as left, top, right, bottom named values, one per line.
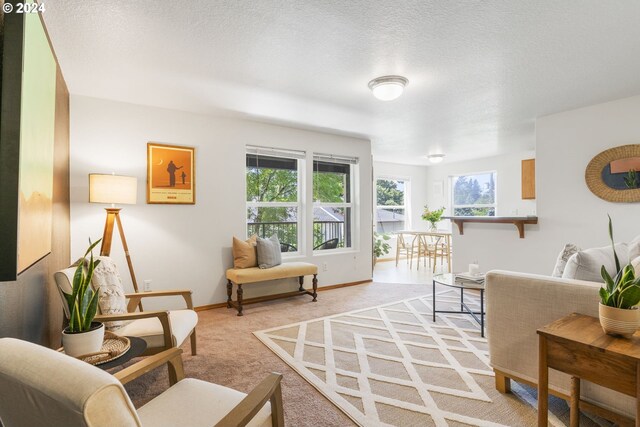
left=460, top=287, right=464, bottom=311
left=480, top=289, right=485, bottom=338
left=432, top=279, right=436, bottom=322
left=538, top=335, right=549, bottom=427
left=636, top=361, right=640, bottom=427
left=570, top=376, right=580, bottom=427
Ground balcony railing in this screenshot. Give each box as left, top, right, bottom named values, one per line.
left=247, top=221, right=345, bottom=249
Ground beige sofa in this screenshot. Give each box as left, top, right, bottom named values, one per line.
left=486, top=270, right=635, bottom=422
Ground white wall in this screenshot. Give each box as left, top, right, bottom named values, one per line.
left=70, top=96, right=373, bottom=309
left=373, top=161, right=429, bottom=260
left=452, top=94, right=640, bottom=275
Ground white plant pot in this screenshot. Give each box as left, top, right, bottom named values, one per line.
left=62, top=322, right=105, bottom=357
left=598, top=303, right=640, bottom=338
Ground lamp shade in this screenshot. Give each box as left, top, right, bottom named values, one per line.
left=89, top=174, right=137, bottom=205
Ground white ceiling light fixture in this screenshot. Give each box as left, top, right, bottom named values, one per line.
left=427, top=154, right=445, bottom=164
left=368, top=75, right=409, bottom=101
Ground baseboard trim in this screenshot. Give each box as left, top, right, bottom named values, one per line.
left=194, top=279, right=372, bottom=312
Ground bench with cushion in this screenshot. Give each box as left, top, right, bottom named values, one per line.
left=226, top=262, right=318, bottom=316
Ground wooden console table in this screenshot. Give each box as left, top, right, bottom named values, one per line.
left=537, top=313, right=639, bottom=427
left=444, top=216, right=538, bottom=238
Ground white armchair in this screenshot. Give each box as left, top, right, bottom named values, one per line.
left=0, top=338, right=284, bottom=427
left=54, top=256, right=198, bottom=356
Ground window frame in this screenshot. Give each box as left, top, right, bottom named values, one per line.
left=245, top=148, right=305, bottom=256
left=449, top=170, right=498, bottom=217
left=375, top=176, right=410, bottom=233
left=312, top=155, right=357, bottom=253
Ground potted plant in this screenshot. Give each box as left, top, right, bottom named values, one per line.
left=62, top=239, right=104, bottom=357
left=373, top=232, right=391, bottom=266
left=598, top=217, right=640, bottom=338
left=422, top=205, right=445, bottom=231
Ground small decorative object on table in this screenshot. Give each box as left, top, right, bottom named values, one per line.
left=421, top=205, right=445, bottom=231
left=61, top=239, right=105, bottom=357
left=598, top=215, right=640, bottom=338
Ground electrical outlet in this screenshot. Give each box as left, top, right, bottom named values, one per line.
left=143, top=279, right=152, bottom=292
left=322, top=262, right=328, bottom=272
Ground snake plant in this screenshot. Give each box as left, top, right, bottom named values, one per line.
left=63, top=239, right=102, bottom=332
left=599, top=216, right=640, bottom=309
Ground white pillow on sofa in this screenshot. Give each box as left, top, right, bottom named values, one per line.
left=551, top=243, right=580, bottom=277
left=562, top=243, right=629, bottom=282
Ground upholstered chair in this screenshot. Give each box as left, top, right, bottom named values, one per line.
left=54, top=256, right=198, bottom=356
left=0, top=338, right=284, bottom=427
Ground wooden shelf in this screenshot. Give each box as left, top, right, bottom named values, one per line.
left=443, top=216, right=538, bottom=239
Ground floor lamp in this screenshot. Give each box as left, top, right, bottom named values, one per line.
left=89, top=173, right=143, bottom=311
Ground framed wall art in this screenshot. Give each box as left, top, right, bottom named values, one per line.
left=147, top=142, right=196, bottom=204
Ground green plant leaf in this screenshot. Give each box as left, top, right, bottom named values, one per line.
left=82, top=291, right=100, bottom=331
left=608, top=215, right=621, bottom=273
left=617, top=285, right=640, bottom=309
left=601, top=266, right=615, bottom=293
left=599, top=287, right=610, bottom=305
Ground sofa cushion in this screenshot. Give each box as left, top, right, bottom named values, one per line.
left=551, top=243, right=580, bottom=277
left=90, top=257, right=131, bottom=331
left=232, top=235, right=258, bottom=269
left=111, top=309, right=197, bottom=349
left=630, top=235, right=640, bottom=260
left=256, top=235, right=282, bottom=269
left=562, top=243, right=629, bottom=282
left=632, top=256, right=640, bottom=276
left=137, top=378, right=271, bottom=427
left=226, top=262, right=318, bottom=284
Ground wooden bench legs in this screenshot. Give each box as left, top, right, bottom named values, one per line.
left=227, top=274, right=318, bottom=316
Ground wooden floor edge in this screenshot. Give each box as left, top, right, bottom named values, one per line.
left=493, top=369, right=634, bottom=426
left=194, top=279, right=373, bottom=312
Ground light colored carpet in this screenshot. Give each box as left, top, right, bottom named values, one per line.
left=255, top=289, right=610, bottom=427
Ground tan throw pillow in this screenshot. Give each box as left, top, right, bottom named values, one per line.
left=90, top=256, right=131, bottom=331
left=232, top=235, right=258, bottom=269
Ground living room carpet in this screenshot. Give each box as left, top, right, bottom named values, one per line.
left=255, top=290, right=608, bottom=427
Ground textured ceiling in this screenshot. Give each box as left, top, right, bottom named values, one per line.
left=43, top=0, right=640, bottom=164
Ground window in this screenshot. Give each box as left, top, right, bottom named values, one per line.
left=376, top=178, right=408, bottom=232
left=451, top=172, right=496, bottom=216
left=313, top=154, right=357, bottom=251
left=246, top=146, right=305, bottom=252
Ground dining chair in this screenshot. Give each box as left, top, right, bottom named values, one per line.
left=395, top=232, right=418, bottom=267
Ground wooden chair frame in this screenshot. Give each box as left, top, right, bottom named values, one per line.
left=114, top=348, right=285, bottom=427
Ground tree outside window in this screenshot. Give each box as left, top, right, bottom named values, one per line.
left=313, top=158, right=353, bottom=250
left=376, top=178, right=407, bottom=232
left=451, top=172, right=496, bottom=216
left=246, top=153, right=301, bottom=250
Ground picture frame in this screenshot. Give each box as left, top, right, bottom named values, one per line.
left=147, top=142, right=196, bottom=204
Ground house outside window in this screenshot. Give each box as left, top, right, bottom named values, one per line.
left=376, top=178, right=408, bottom=233
left=313, top=154, right=357, bottom=251
left=246, top=146, right=305, bottom=253
left=451, top=171, right=496, bottom=216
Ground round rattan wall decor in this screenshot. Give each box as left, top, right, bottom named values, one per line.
left=585, top=144, right=640, bottom=202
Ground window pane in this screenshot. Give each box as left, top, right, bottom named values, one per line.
left=313, top=161, right=350, bottom=203
left=247, top=207, right=298, bottom=249
left=376, top=208, right=405, bottom=232
left=313, top=207, right=351, bottom=249
left=453, top=207, right=495, bottom=216
left=452, top=173, right=495, bottom=205
left=246, top=154, right=298, bottom=202
left=376, top=179, right=405, bottom=206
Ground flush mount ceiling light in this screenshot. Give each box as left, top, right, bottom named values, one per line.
left=368, top=75, right=408, bottom=101
left=427, top=154, right=445, bottom=164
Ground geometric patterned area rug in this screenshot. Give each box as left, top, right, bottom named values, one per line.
left=255, top=290, right=609, bottom=427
